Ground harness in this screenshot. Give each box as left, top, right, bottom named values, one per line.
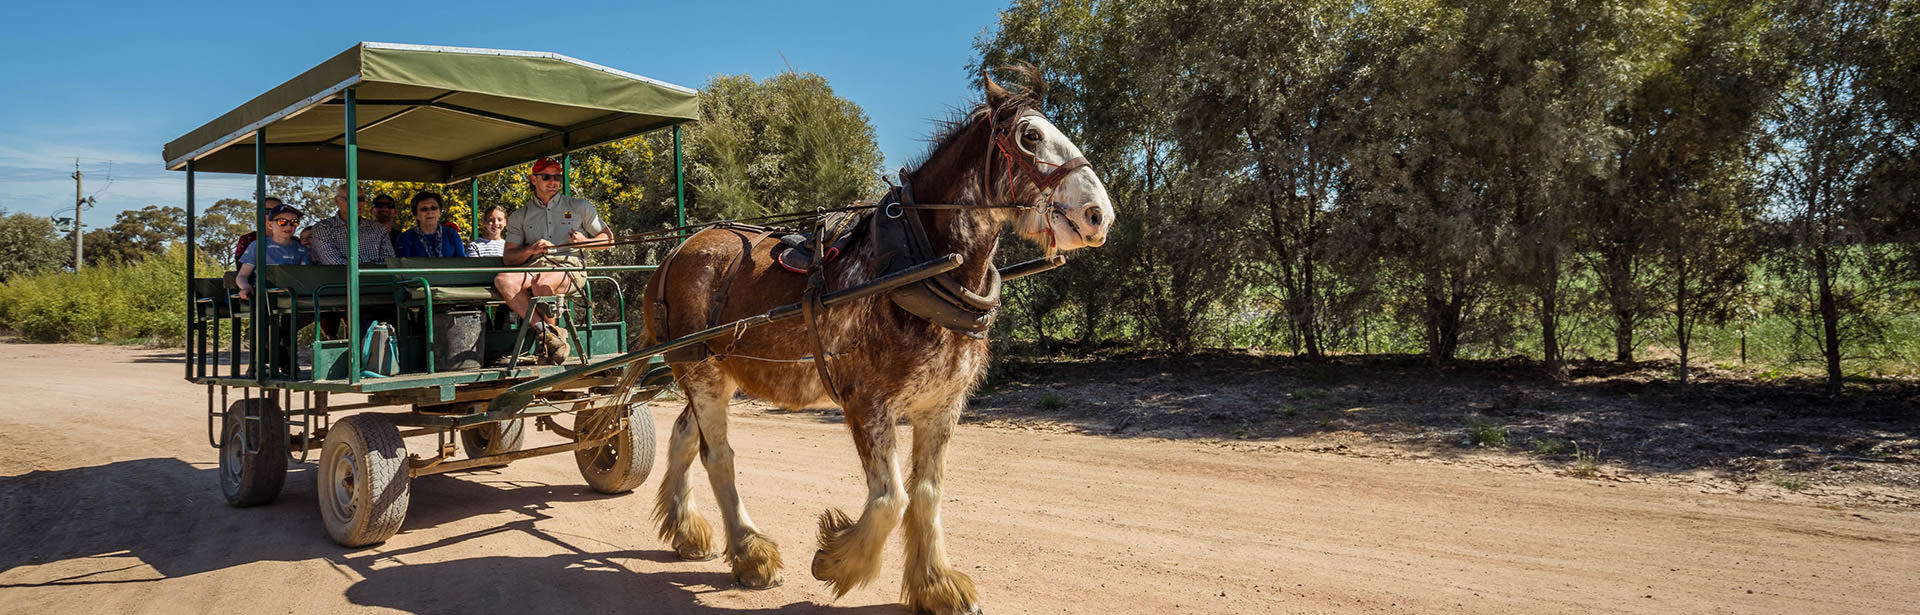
left=656, top=108, right=1095, bottom=409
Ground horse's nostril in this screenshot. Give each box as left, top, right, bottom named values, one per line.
left=1086, top=207, right=1103, bottom=227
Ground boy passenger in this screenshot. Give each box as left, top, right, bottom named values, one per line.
left=495, top=157, right=611, bottom=364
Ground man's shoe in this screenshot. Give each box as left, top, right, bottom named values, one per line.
left=540, top=327, right=572, bottom=365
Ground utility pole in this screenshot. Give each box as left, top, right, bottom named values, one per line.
left=72, top=161, right=83, bottom=271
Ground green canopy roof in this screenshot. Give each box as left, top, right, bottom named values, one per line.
left=163, top=42, right=699, bottom=182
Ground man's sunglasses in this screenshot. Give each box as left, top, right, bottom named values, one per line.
left=371, top=202, right=396, bottom=209
left=533, top=173, right=563, bottom=181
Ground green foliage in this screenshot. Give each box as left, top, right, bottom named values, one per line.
left=0, top=210, right=68, bottom=282
left=682, top=70, right=884, bottom=221
left=0, top=246, right=198, bottom=344
left=1465, top=415, right=1509, bottom=447
left=83, top=205, right=186, bottom=267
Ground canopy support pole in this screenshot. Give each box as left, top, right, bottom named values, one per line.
left=346, top=88, right=362, bottom=384
left=674, top=124, right=686, bottom=230
left=185, top=161, right=196, bottom=380
left=251, top=129, right=267, bottom=383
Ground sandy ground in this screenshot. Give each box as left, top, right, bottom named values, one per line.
left=1, top=343, right=1917, bottom=614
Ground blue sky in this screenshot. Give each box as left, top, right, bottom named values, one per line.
left=0, top=0, right=1011, bottom=226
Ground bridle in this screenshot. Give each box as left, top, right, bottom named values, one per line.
left=986, top=110, right=1091, bottom=208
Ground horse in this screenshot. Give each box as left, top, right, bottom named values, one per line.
left=640, top=66, right=1114, bottom=614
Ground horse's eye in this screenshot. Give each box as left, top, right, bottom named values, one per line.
left=1023, top=128, right=1041, bottom=144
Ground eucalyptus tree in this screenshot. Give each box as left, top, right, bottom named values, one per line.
left=1131, top=0, right=1359, bottom=358
left=1594, top=0, right=1784, bottom=371
left=1763, top=0, right=1894, bottom=395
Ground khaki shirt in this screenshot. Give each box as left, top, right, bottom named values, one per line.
left=504, top=193, right=606, bottom=257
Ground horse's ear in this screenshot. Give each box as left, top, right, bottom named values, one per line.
left=983, top=68, right=1012, bottom=114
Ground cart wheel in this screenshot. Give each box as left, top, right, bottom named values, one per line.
left=220, top=397, right=288, bottom=507
left=318, top=414, right=410, bottom=547
left=575, top=402, right=656, bottom=494
left=459, top=418, right=526, bottom=462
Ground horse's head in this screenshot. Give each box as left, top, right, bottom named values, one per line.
left=982, top=69, right=1114, bottom=252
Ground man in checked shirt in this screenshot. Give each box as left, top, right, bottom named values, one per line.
left=308, top=183, right=398, bottom=266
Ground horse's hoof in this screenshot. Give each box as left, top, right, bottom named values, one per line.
left=736, top=572, right=783, bottom=590
left=677, top=548, right=718, bottom=562
left=810, top=549, right=831, bottom=581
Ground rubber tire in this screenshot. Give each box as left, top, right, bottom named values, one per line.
left=575, top=402, right=656, bottom=494
left=459, top=418, right=526, bottom=461
left=220, top=397, right=288, bottom=507
left=318, top=414, right=410, bottom=547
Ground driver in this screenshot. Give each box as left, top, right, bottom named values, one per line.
left=494, top=157, right=612, bottom=364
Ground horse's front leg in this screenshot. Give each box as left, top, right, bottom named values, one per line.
left=900, top=400, right=980, bottom=615
left=811, top=397, right=906, bottom=597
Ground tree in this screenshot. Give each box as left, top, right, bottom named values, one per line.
left=1594, top=0, right=1785, bottom=368
left=1136, top=0, right=1360, bottom=357
left=1763, top=0, right=1894, bottom=395
left=684, top=71, right=884, bottom=222
left=0, top=210, right=67, bottom=282
left=82, top=205, right=186, bottom=266
left=194, top=198, right=258, bottom=267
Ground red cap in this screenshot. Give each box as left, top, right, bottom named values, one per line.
left=531, top=157, right=562, bottom=175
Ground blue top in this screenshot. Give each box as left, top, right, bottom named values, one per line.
left=393, top=224, right=469, bottom=259
left=237, top=237, right=311, bottom=267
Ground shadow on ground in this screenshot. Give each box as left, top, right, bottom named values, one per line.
left=959, top=352, right=1920, bottom=485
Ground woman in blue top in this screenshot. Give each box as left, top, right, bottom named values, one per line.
left=235, top=204, right=312, bottom=300
left=393, top=192, right=468, bottom=259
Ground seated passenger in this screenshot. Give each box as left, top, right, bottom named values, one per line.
left=229, top=196, right=283, bottom=264
left=467, top=205, right=508, bottom=258
left=308, top=183, right=397, bottom=265
left=393, top=192, right=468, bottom=258
left=235, top=205, right=311, bottom=300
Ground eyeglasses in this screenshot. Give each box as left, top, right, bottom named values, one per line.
left=416, top=206, right=439, bottom=212
left=533, top=173, right=563, bottom=181
left=271, top=218, right=299, bottom=227
left=372, top=202, right=396, bottom=209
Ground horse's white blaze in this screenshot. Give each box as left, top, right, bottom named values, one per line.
left=1023, top=114, right=1113, bottom=251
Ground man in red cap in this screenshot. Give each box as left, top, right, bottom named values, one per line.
left=495, top=157, right=612, bottom=364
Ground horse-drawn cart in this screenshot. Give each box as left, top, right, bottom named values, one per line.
left=168, top=42, right=1012, bottom=548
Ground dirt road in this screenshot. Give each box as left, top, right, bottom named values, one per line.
left=2, top=343, right=1915, bottom=614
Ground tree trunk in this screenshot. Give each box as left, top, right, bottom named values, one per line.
left=1814, top=244, right=1843, bottom=396
left=1539, top=256, right=1565, bottom=380
left=1675, top=261, right=1691, bottom=386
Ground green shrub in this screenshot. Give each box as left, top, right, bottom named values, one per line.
left=0, top=247, right=194, bottom=345
left=1465, top=415, right=1508, bottom=447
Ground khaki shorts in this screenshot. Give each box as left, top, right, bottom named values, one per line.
left=527, top=253, right=586, bottom=292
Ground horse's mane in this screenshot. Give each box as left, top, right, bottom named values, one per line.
left=903, top=64, right=1047, bottom=175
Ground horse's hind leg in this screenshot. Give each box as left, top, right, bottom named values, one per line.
left=653, top=401, right=715, bottom=561
left=810, top=399, right=906, bottom=597
left=900, top=401, right=981, bottom=615
left=682, top=370, right=784, bottom=588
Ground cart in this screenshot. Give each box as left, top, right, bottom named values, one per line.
left=164, top=42, right=717, bottom=547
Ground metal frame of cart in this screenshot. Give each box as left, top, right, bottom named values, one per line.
left=165, top=42, right=697, bottom=547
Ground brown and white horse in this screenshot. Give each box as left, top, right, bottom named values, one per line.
left=640, top=67, right=1113, bottom=614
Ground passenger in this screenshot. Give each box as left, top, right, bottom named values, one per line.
left=467, top=205, right=509, bottom=258
left=393, top=192, right=468, bottom=258
left=370, top=193, right=401, bottom=244
left=235, top=205, right=311, bottom=300
left=495, top=157, right=612, bottom=364
left=308, top=183, right=398, bottom=265
left=229, top=196, right=283, bottom=264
